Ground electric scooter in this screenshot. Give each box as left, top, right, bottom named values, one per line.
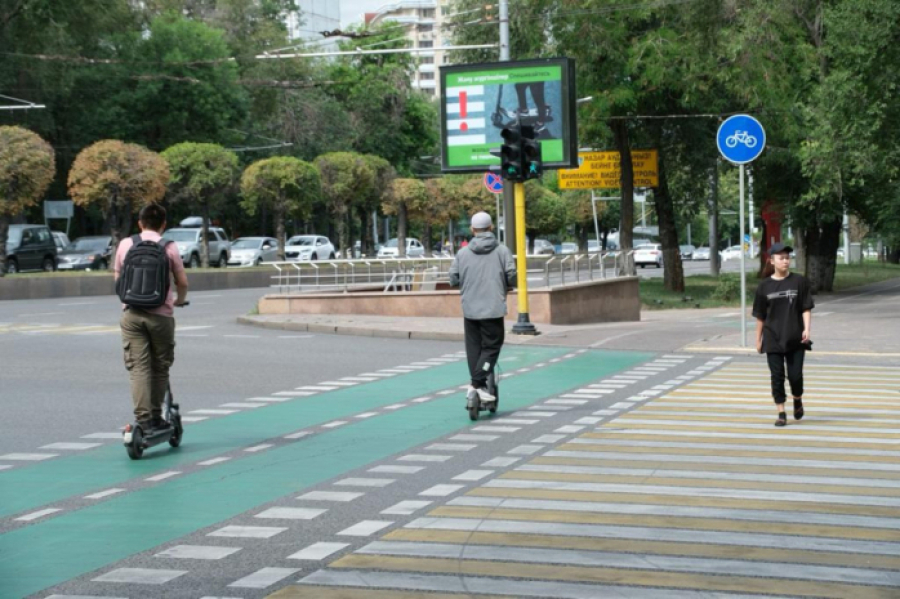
left=122, top=302, right=188, bottom=460
left=123, top=382, right=184, bottom=460
left=467, top=366, right=500, bottom=421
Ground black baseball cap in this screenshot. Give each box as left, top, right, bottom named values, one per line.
left=769, top=242, right=793, bottom=255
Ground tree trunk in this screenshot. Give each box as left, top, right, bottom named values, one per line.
left=653, top=148, right=684, bottom=293
left=803, top=216, right=841, bottom=293
left=611, top=120, right=635, bottom=275
left=577, top=224, right=588, bottom=252
left=275, top=204, right=286, bottom=261
left=423, top=221, right=433, bottom=257
left=708, top=162, right=720, bottom=276
left=794, top=227, right=807, bottom=275
left=335, top=207, right=349, bottom=259
left=0, top=215, right=9, bottom=276
left=201, top=204, right=210, bottom=268
left=398, top=202, right=408, bottom=258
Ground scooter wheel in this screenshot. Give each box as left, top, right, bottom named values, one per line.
left=127, top=428, right=144, bottom=460
left=169, top=421, right=183, bottom=448
left=468, top=403, right=479, bottom=421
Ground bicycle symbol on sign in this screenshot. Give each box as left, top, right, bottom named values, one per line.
left=725, top=130, right=758, bottom=149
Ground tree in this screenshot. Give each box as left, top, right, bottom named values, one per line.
left=0, top=126, right=56, bottom=276
left=383, top=178, right=428, bottom=257
left=360, top=155, right=395, bottom=257
left=524, top=181, right=567, bottom=254
left=240, top=156, right=321, bottom=260
left=315, top=152, right=375, bottom=258
left=67, top=140, right=169, bottom=246
left=162, top=142, right=239, bottom=267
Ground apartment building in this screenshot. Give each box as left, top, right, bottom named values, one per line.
left=365, top=0, right=452, bottom=96
left=286, top=0, right=342, bottom=49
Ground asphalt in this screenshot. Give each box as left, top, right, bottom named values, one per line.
left=2, top=277, right=900, bottom=599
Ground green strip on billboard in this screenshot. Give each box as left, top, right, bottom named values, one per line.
left=446, top=65, right=562, bottom=88
left=447, top=140, right=564, bottom=167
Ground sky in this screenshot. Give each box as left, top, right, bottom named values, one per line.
left=340, top=0, right=385, bottom=28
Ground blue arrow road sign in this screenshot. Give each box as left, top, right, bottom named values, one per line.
left=717, top=115, right=766, bottom=164
left=483, top=172, right=504, bottom=194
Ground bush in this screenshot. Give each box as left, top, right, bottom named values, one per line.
left=711, top=275, right=740, bottom=302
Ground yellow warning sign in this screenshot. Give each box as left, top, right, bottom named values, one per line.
left=558, top=150, right=658, bottom=190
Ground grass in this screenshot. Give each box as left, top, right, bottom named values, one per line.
left=640, top=262, right=900, bottom=310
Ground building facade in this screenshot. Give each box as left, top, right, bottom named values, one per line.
left=365, top=0, right=452, bottom=96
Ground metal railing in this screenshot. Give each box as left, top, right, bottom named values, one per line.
left=263, top=251, right=633, bottom=294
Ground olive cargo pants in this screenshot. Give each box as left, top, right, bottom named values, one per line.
left=120, top=308, right=176, bottom=423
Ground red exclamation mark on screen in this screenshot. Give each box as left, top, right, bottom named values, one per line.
left=459, top=91, right=468, bottom=131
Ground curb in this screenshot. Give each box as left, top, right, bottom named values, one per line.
left=236, top=316, right=465, bottom=342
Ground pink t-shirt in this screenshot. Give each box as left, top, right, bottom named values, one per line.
left=114, top=231, right=185, bottom=317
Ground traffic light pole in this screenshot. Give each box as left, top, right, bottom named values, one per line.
left=512, top=181, right=537, bottom=335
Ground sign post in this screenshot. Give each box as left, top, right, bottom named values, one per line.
left=717, top=115, right=766, bottom=348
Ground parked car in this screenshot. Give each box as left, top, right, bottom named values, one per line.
left=56, top=236, right=113, bottom=271
left=634, top=243, right=663, bottom=268
left=161, top=227, right=231, bottom=268
left=228, top=237, right=279, bottom=267
left=531, top=239, right=555, bottom=255
left=692, top=246, right=712, bottom=260
left=560, top=242, right=578, bottom=255
left=4, top=224, right=57, bottom=273
left=285, top=235, right=335, bottom=261
left=679, top=244, right=695, bottom=260
left=721, top=245, right=746, bottom=261
left=377, top=237, right=425, bottom=258
left=52, top=231, right=70, bottom=252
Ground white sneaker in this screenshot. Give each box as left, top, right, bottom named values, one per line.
left=475, top=387, right=496, bottom=403
left=466, top=386, right=477, bottom=399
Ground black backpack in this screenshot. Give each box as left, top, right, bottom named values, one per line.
left=116, top=235, right=173, bottom=308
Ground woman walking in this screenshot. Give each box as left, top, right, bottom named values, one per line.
left=752, top=242, right=814, bottom=427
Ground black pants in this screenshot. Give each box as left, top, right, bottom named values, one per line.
left=766, top=350, right=805, bottom=404
left=464, top=317, right=505, bottom=388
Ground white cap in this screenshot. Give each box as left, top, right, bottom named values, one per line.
left=471, top=211, right=492, bottom=229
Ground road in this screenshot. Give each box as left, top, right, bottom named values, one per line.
left=2, top=282, right=899, bottom=598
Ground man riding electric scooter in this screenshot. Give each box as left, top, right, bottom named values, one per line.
left=115, top=203, right=189, bottom=458
left=449, top=212, right=516, bottom=418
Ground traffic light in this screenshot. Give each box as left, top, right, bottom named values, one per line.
left=521, top=125, right=542, bottom=180
left=499, top=124, right=523, bottom=181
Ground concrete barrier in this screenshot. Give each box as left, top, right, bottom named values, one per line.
left=258, top=277, right=640, bottom=325
left=0, top=269, right=276, bottom=301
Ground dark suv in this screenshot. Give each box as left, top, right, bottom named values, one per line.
left=5, top=224, right=58, bottom=273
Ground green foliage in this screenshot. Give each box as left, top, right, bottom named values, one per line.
left=67, top=140, right=169, bottom=244
left=240, top=155, right=321, bottom=258
left=162, top=142, right=239, bottom=266
left=524, top=181, right=567, bottom=242
left=0, top=126, right=56, bottom=216
left=314, top=152, right=375, bottom=254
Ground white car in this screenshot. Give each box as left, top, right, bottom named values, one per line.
left=377, top=238, right=425, bottom=258
left=531, top=239, right=556, bottom=255
left=721, top=245, right=746, bottom=261
left=634, top=243, right=663, bottom=268
left=228, top=237, right=279, bottom=267
left=560, top=242, right=578, bottom=255
left=284, top=235, right=335, bottom=261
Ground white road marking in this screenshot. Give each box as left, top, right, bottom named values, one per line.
left=155, top=545, right=241, bottom=560
left=298, top=491, right=365, bottom=502
left=453, top=470, right=494, bottom=481
left=321, top=420, right=348, bottom=428
left=420, top=484, right=465, bottom=497
left=84, top=488, right=125, bottom=499
left=0, top=453, right=57, bottom=461
left=255, top=507, right=327, bottom=520
left=146, top=471, right=181, bottom=482
left=228, top=567, right=299, bottom=589
left=198, top=457, right=231, bottom=466
left=335, top=477, right=396, bottom=487
left=288, top=542, right=349, bottom=560
left=82, top=432, right=123, bottom=440
left=40, top=442, right=101, bottom=450
left=337, top=520, right=394, bottom=537
left=208, top=525, right=287, bottom=538
left=244, top=444, right=274, bottom=453
left=382, top=500, right=432, bottom=515
left=16, top=508, right=62, bottom=521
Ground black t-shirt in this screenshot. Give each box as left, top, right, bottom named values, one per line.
left=752, top=273, right=814, bottom=353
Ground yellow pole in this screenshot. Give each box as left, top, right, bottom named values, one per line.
left=512, top=181, right=537, bottom=334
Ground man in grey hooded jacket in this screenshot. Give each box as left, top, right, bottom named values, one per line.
left=449, top=211, right=517, bottom=402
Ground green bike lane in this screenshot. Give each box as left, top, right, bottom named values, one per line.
left=0, top=345, right=564, bottom=521
left=1, top=349, right=650, bottom=598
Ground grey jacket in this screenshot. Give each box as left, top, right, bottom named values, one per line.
left=448, top=232, right=517, bottom=320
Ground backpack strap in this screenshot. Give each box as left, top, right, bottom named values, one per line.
left=131, top=234, right=142, bottom=247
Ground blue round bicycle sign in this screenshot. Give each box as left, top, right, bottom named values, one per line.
left=717, top=115, right=766, bottom=164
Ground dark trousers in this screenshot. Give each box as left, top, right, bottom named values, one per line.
left=464, top=317, right=505, bottom=388
left=766, top=350, right=805, bottom=405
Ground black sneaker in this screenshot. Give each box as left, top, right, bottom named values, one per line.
left=151, top=417, right=172, bottom=431
left=775, top=413, right=787, bottom=427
